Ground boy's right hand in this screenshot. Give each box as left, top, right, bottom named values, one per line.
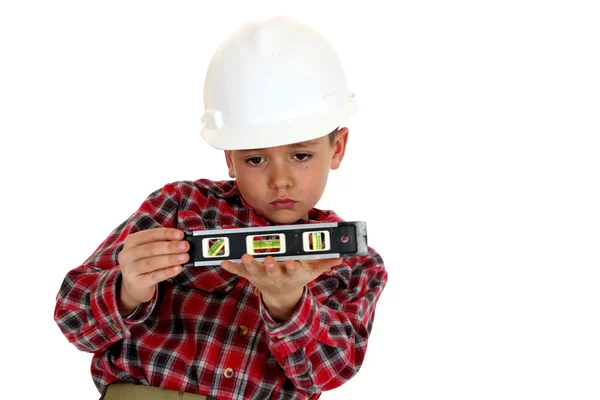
left=116, top=228, right=188, bottom=316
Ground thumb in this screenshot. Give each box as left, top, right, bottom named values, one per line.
left=318, top=257, right=344, bottom=273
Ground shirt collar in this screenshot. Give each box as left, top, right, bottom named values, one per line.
left=220, top=179, right=240, bottom=199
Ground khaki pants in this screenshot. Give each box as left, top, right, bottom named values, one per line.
left=102, top=383, right=217, bottom=400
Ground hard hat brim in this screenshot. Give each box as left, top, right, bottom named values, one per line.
left=200, top=96, right=359, bottom=150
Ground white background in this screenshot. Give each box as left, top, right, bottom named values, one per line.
left=1, top=1, right=599, bottom=399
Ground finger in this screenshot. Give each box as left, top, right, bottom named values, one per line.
left=139, top=264, right=183, bottom=286
left=135, top=251, right=189, bottom=275
left=123, top=227, right=184, bottom=249
left=241, top=253, right=262, bottom=275
left=220, top=260, right=246, bottom=277
left=264, top=256, right=282, bottom=278
left=312, top=257, right=344, bottom=272
left=295, top=257, right=343, bottom=278
left=136, top=239, right=189, bottom=261
left=282, top=259, right=301, bottom=274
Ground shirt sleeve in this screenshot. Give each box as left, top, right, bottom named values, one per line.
left=53, top=183, right=181, bottom=353
left=259, top=248, right=388, bottom=394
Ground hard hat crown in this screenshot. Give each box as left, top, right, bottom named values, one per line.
left=200, top=16, right=358, bottom=150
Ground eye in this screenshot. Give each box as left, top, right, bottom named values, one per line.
left=293, top=153, right=312, bottom=161
left=245, top=156, right=264, bottom=166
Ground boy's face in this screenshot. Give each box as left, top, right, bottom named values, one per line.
left=225, top=128, right=349, bottom=225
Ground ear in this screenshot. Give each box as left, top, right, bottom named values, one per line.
left=330, top=127, right=349, bottom=170
left=224, top=150, right=236, bottom=178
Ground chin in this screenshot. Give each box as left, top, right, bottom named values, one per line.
left=269, top=216, right=299, bottom=225
left=267, top=211, right=305, bottom=225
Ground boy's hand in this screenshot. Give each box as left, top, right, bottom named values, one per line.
left=221, top=255, right=342, bottom=322
left=116, top=228, right=188, bottom=316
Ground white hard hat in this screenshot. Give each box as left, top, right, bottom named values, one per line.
left=200, top=16, right=358, bottom=150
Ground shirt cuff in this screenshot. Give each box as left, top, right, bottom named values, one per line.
left=260, top=286, right=321, bottom=358
left=90, top=268, right=158, bottom=342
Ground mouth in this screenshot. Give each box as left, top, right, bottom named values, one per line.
left=270, top=198, right=298, bottom=209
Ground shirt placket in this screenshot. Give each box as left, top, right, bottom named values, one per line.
left=210, top=278, right=261, bottom=396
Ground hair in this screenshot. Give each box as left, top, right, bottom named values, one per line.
left=328, top=128, right=339, bottom=146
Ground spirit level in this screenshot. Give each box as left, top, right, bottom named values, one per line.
left=182, top=221, right=367, bottom=266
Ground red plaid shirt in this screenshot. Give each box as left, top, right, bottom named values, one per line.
left=54, top=179, right=387, bottom=399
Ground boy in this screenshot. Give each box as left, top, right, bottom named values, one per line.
left=54, top=16, right=387, bottom=400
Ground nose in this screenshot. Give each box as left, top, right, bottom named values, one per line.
left=268, top=160, right=293, bottom=190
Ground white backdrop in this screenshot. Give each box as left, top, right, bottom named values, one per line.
left=1, top=1, right=599, bottom=399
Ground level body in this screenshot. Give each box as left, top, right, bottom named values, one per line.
left=182, top=221, right=367, bottom=266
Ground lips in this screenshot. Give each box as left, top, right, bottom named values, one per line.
left=271, top=198, right=298, bottom=209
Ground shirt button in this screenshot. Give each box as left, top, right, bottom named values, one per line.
left=253, top=287, right=259, bottom=297
left=112, top=322, right=121, bottom=332
left=224, top=367, right=234, bottom=378
left=238, top=325, right=249, bottom=336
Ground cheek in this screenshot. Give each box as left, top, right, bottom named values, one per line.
left=237, top=171, right=264, bottom=196
left=302, top=165, right=328, bottom=187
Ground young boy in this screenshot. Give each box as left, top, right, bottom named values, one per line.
left=54, top=16, right=388, bottom=400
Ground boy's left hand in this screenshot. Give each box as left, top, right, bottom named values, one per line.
left=221, top=254, right=343, bottom=322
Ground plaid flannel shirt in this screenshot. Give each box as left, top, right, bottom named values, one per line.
left=54, top=179, right=387, bottom=399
